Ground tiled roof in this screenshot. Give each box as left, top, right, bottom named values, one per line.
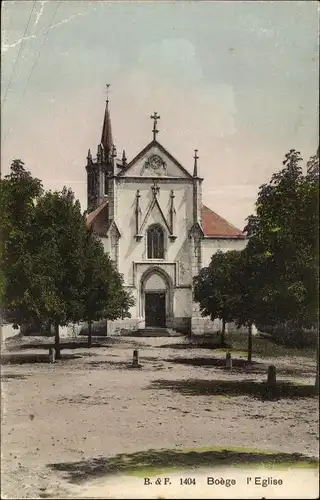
left=201, top=204, right=245, bottom=239
left=86, top=200, right=108, bottom=230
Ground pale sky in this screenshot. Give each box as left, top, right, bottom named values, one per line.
left=1, top=0, right=319, bottom=230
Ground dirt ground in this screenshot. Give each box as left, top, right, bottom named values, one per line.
left=1, top=335, right=319, bottom=499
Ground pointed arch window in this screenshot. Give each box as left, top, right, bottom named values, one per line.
left=147, top=224, right=164, bottom=259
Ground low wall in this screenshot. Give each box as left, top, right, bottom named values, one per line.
left=1, top=323, right=21, bottom=343
left=191, top=317, right=258, bottom=336
left=191, top=317, right=222, bottom=335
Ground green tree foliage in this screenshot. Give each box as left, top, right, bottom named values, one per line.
left=231, top=249, right=266, bottom=363
left=194, top=148, right=319, bottom=366
left=0, top=160, right=43, bottom=326
left=81, top=229, right=134, bottom=347
left=193, top=250, right=241, bottom=345
left=245, top=149, right=319, bottom=329
left=27, top=188, right=86, bottom=357
left=1, top=161, right=134, bottom=357
left=193, top=249, right=260, bottom=362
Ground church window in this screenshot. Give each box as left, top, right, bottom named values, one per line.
left=147, top=224, right=164, bottom=259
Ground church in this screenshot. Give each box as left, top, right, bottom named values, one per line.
left=85, top=98, right=246, bottom=335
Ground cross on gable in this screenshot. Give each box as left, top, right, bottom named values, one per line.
left=150, top=112, right=160, bottom=140
left=151, top=180, right=160, bottom=197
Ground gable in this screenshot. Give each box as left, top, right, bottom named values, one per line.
left=140, top=196, right=171, bottom=234
left=118, top=140, right=193, bottom=179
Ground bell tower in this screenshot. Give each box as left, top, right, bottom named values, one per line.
left=86, top=87, right=116, bottom=213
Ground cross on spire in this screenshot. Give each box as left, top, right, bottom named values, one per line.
left=150, top=112, right=160, bottom=141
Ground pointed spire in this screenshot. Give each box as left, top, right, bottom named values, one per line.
left=97, top=144, right=102, bottom=163
left=86, top=149, right=92, bottom=166
left=193, top=149, right=199, bottom=177
left=122, top=149, right=127, bottom=167
left=101, top=86, right=113, bottom=155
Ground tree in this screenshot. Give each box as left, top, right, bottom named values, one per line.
left=25, top=187, right=86, bottom=358
left=194, top=248, right=267, bottom=362
left=305, top=148, right=319, bottom=390
left=245, top=148, right=319, bottom=382
left=231, top=249, right=266, bottom=363
left=193, top=250, right=242, bottom=345
left=81, top=229, right=134, bottom=347
left=1, top=160, right=135, bottom=356
left=0, top=160, right=43, bottom=326
left=245, top=149, right=318, bottom=330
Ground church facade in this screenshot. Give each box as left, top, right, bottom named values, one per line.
left=86, top=99, right=246, bottom=335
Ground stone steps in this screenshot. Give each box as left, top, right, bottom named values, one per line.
left=140, top=328, right=182, bottom=337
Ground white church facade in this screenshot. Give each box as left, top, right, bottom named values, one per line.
left=86, top=99, right=246, bottom=335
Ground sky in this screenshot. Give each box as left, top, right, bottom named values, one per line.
left=1, top=0, right=319, bottom=230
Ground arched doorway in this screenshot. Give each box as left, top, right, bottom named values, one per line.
left=141, top=269, right=172, bottom=328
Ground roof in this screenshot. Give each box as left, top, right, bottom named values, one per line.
left=201, top=204, right=245, bottom=239
left=86, top=200, right=108, bottom=229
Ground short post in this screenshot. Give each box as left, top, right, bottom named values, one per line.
left=266, top=365, right=277, bottom=398
left=48, top=347, right=56, bottom=364
left=133, top=349, right=139, bottom=367
left=267, top=365, right=276, bottom=389
left=225, top=352, right=232, bottom=369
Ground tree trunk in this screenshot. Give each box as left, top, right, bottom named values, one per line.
left=247, top=323, right=253, bottom=364
left=47, top=320, right=52, bottom=337
left=54, top=320, right=61, bottom=359
left=88, top=320, right=92, bottom=348
left=221, top=319, right=226, bottom=346
left=316, top=335, right=319, bottom=392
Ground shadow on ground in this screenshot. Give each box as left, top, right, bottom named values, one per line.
left=276, top=367, right=316, bottom=377
left=146, top=378, right=317, bottom=400
left=5, top=340, right=116, bottom=352
left=163, top=333, right=315, bottom=359
left=164, top=356, right=315, bottom=377
left=165, top=356, right=262, bottom=369
left=49, top=448, right=318, bottom=484
left=0, top=373, right=29, bottom=380
left=159, top=342, right=230, bottom=350
left=86, top=360, right=139, bottom=370
left=0, top=353, right=82, bottom=365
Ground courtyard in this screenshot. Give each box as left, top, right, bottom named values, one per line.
left=1, top=333, right=319, bottom=499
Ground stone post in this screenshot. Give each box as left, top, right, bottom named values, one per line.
left=225, top=352, right=232, bottom=369
left=133, top=349, right=139, bottom=367
left=49, top=347, right=56, bottom=364
left=265, top=365, right=277, bottom=399
left=267, top=365, right=276, bottom=389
